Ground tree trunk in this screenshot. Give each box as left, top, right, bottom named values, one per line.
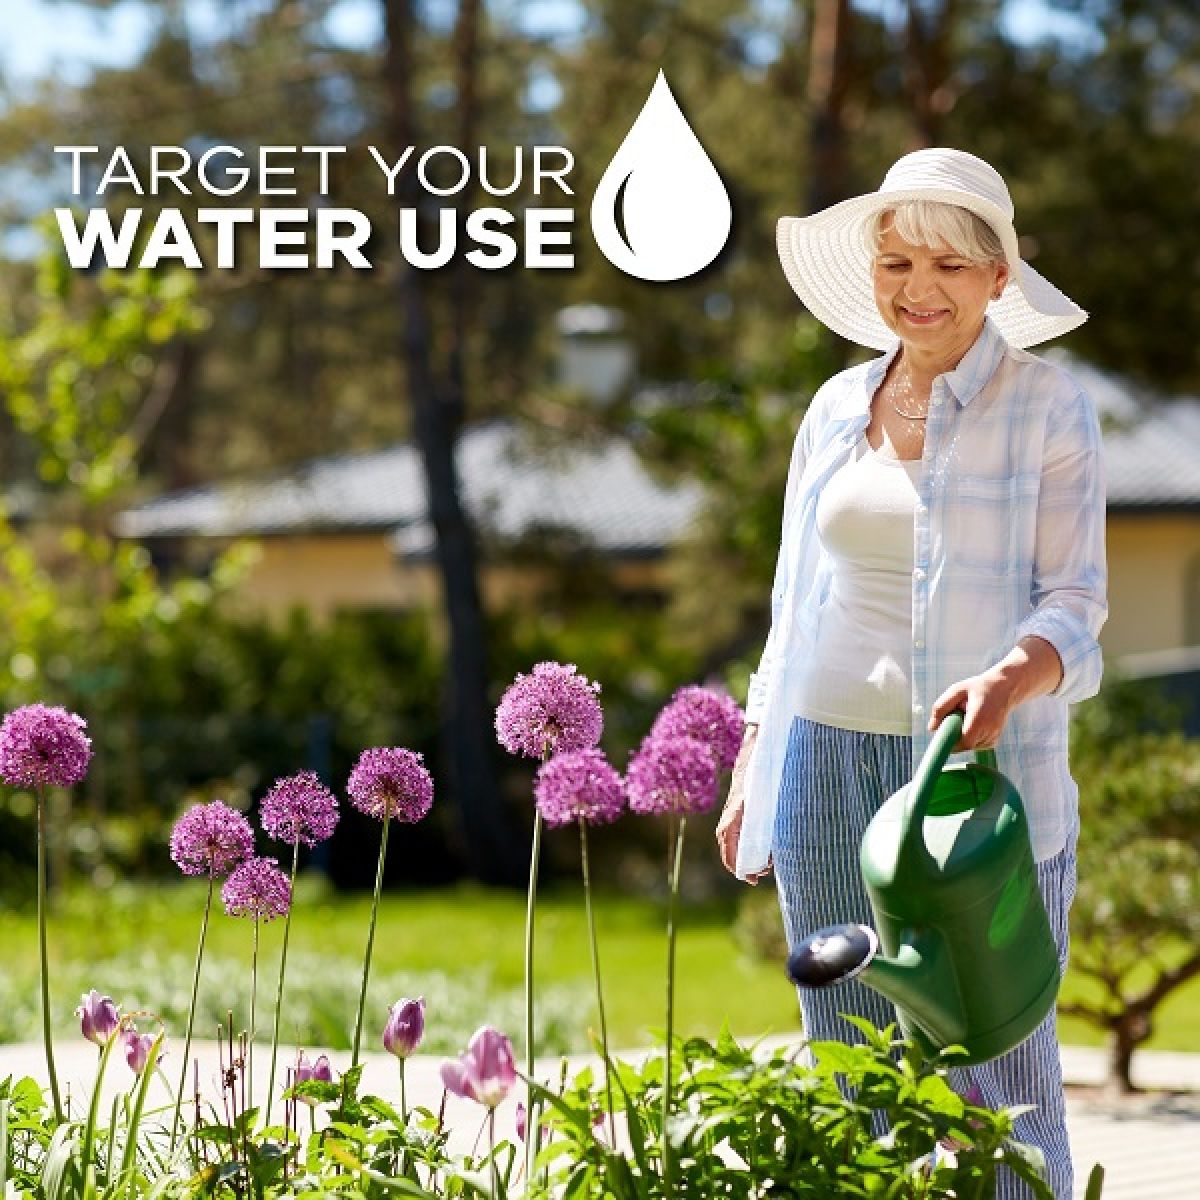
left=1108, top=1013, right=1146, bottom=1095
left=380, top=0, right=522, bottom=886
left=805, top=0, right=855, bottom=370
left=903, top=0, right=959, bottom=148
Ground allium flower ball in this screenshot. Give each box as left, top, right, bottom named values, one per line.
left=260, top=771, right=339, bottom=847
left=439, top=1026, right=516, bottom=1109
left=169, top=801, right=255, bottom=878
left=0, top=704, right=92, bottom=789
left=76, top=990, right=121, bottom=1046
left=383, top=996, right=425, bottom=1059
left=650, top=686, right=745, bottom=772
left=347, top=747, right=433, bottom=823
left=533, top=748, right=625, bottom=828
left=221, top=856, right=292, bottom=921
left=625, top=734, right=719, bottom=816
left=495, top=661, right=603, bottom=759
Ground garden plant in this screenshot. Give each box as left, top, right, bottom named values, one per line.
left=0, top=667, right=1078, bottom=1198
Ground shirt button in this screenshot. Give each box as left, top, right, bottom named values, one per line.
left=914, top=567, right=926, bottom=581
left=914, top=639, right=925, bottom=650
left=931, top=395, right=943, bottom=407
left=913, top=703, right=924, bottom=716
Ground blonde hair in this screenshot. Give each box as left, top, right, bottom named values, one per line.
left=864, top=201, right=1006, bottom=265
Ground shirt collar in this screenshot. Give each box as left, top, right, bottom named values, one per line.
left=835, top=314, right=1008, bottom=419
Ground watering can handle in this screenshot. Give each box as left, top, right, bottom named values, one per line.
left=901, top=709, right=998, bottom=859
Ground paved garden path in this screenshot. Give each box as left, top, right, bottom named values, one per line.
left=1, top=1039, right=1196, bottom=1197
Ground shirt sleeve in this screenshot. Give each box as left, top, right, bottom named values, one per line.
left=1013, top=383, right=1108, bottom=705
left=745, top=387, right=828, bottom=723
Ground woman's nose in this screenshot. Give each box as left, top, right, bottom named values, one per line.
left=903, top=268, right=937, bottom=300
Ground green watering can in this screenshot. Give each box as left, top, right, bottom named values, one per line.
left=786, top=710, right=1060, bottom=1065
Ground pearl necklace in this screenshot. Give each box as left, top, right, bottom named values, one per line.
left=883, top=363, right=929, bottom=422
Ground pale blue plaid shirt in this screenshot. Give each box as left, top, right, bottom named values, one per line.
left=736, top=314, right=1108, bottom=879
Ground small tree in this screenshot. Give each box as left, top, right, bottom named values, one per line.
left=1066, top=682, right=1200, bottom=1093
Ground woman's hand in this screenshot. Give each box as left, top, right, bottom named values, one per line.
left=929, top=668, right=1020, bottom=750
left=716, top=724, right=773, bottom=884
left=929, top=636, right=1065, bottom=751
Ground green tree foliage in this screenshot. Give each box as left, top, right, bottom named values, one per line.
left=1065, top=679, right=1200, bottom=1092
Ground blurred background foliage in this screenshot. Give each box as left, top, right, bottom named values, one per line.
left=0, top=0, right=1196, bottom=1086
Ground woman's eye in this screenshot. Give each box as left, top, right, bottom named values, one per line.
left=941, top=264, right=967, bottom=272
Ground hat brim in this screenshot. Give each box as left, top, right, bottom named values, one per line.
left=776, top=188, right=1087, bottom=351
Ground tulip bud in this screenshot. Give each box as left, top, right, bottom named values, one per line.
left=383, top=997, right=425, bottom=1060
left=123, top=1028, right=162, bottom=1075
left=76, top=990, right=121, bottom=1046
left=295, top=1052, right=335, bottom=1106
left=440, top=1026, right=516, bottom=1110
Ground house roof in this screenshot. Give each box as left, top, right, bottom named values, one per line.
left=114, top=358, right=1200, bottom=550
left=1045, top=351, right=1200, bottom=512
left=113, top=420, right=706, bottom=556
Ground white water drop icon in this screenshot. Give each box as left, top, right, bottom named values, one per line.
left=590, top=70, right=732, bottom=281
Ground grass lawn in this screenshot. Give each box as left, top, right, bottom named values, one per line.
left=1, top=880, right=1196, bottom=1055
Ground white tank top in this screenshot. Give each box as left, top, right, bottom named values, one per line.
left=794, top=434, right=920, bottom=735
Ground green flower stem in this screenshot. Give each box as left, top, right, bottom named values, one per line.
left=171, top=875, right=215, bottom=1152
left=352, top=811, right=392, bottom=1066
left=488, top=1107, right=498, bottom=1200
left=81, top=1026, right=119, bottom=1175
left=249, top=915, right=259, bottom=1109
left=578, top=819, right=615, bottom=1147
left=35, top=786, right=63, bottom=1122
left=120, top=1031, right=164, bottom=1196
left=662, top=814, right=688, bottom=1193
left=265, top=840, right=301, bottom=1127
left=523, top=803, right=545, bottom=1185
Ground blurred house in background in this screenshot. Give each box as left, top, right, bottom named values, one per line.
left=115, top=313, right=1200, bottom=671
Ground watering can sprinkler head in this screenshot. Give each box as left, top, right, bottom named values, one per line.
left=787, top=923, right=878, bottom=988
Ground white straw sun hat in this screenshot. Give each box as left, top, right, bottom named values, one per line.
left=776, top=147, right=1087, bottom=351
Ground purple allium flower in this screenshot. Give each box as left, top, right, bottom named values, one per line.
left=347, top=747, right=433, bottom=823
left=295, top=1052, right=334, bottom=1106
left=260, top=770, right=339, bottom=848
left=0, top=704, right=92, bottom=789
left=76, top=990, right=120, bottom=1047
left=495, top=662, right=603, bottom=760
left=123, top=1027, right=162, bottom=1075
left=533, top=748, right=625, bottom=828
left=221, top=856, right=292, bottom=921
left=439, top=1026, right=517, bottom=1109
left=625, top=734, right=719, bottom=816
left=383, top=997, right=425, bottom=1059
left=650, top=686, right=745, bottom=772
left=169, top=801, right=255, bottom=879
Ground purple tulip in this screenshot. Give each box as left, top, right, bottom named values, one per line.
left=439, top=1026, right=517, bottom=1109
left=295, top=1052, right=334, bottom=1106
left=383, top=997, right=425, bottom=1060
left=123, top=1027, right=162, bottom=1075
left=76, top=990, right=120, bottom=1047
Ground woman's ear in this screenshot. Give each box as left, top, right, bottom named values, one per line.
left=993, top=259, right=1012, bottom=300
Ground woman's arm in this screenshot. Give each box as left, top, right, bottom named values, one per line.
left=931, top=382, right=1107, bottom=750
left=929, top=635, right=1063, bottom=750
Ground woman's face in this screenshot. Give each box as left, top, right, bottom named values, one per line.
left=871, top=215, right=1010, bottom=358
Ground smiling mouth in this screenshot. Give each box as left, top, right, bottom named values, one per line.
left=900, top=306, right=948, bottom=321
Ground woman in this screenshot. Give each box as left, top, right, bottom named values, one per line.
left=716, top=148, right=1107, bottom=1199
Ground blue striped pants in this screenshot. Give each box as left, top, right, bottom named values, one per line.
left=772, top=716, right=1076, bottom=1200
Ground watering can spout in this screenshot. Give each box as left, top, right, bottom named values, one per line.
left=787, top=923, right=968, bottom=1051
left=860, top=933, right=968, bottom=1051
